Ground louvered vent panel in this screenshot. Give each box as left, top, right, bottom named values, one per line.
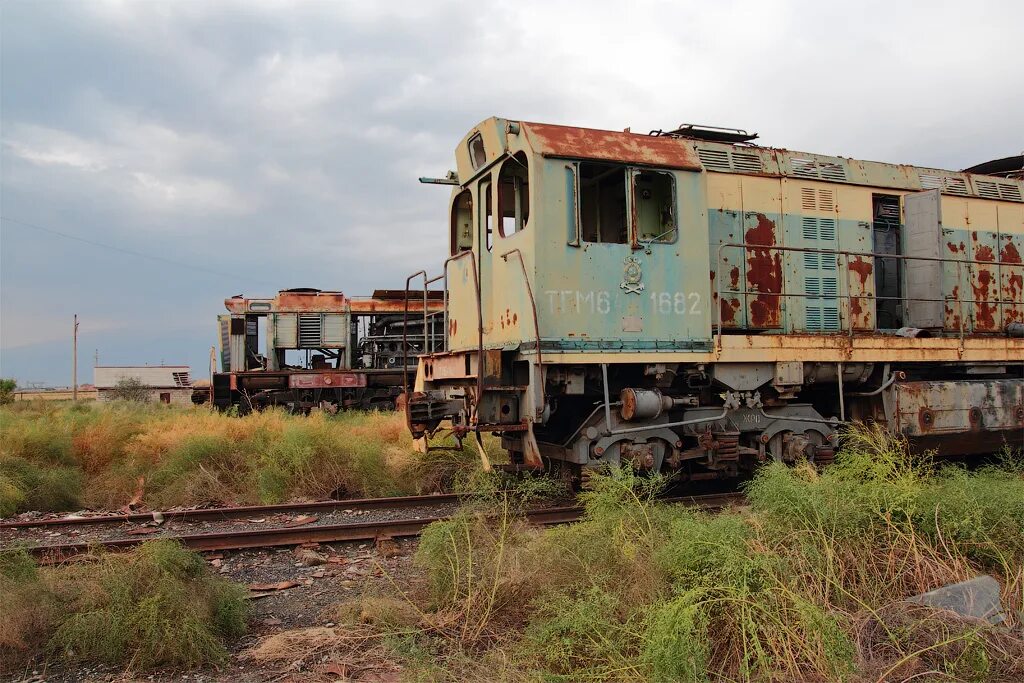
left=822, top=307, right=840, bottom=329
left=804, top=253, right=819, bottom=269
left=802, top=217, right=818, bottom=239
left=298, top=314, right=322, bottom=347
left=999, top=183, right=1022, bottom=201
left=819, top=162, right=847, bottom=181
left=920, top=173, right=942, bottom=190
left=944, top=177, right=969, bottom=195
left=976, top=181, right=1001, bottom=199
left=818, top=189, right=834, bottom=211
left=791, top=158, right=818, bottom=179
left=818, top=218, right=837, bottom=241
left=697, top=148, right=731, bottom=171
left=821, top=253, right=837, bottom=271
left=731, top=152, right=764, bottom=173
left=801, top=188, right=816, bottom=211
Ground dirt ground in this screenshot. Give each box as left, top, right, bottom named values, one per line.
left=12, top=537, right=424, bottom=683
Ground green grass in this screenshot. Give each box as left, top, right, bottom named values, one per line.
left=399, top=424, right=1024, bottom=682
left=0, top=401, right=481, bottom=515
left=0, top=541, right=247, bottom=673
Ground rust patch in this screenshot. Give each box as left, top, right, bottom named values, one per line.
left=720, top=297, right=740, bottom=325
left=744, top=214, right=782, bottom=328
left=524, top=122, right=702, bottom=170
left=512, top=313, right=518, bottom=325
left=947, top=241, right=965, bottom=255
left=974, top=244, right=995, bottom=262
left=729, top=266, right=740, bottom=290
left=971, top=269, right=997, bottom=330
left=1001, top=238, right=1021, bottom=264
left=848, top=257, right=873, bottom=285
left=710, top=270, right=716, bottom=281
left=917, top=406, right=935, bottom=432
left=449, top=319, right=458, bottom=337
left=1008, top=272, right=1023, bottom=300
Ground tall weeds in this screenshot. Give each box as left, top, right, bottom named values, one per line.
left=0, top=402, right=479, bottom=514
left=406, top=424, right=1024, bottom=681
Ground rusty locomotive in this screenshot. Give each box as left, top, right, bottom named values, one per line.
left=404, top=118, right=1024, bottom=478
left=209, top=288, right=443, bottom=412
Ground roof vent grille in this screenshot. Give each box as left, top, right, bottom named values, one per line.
left=697, top=148, right=731, bottom=171
left=731, top=151, right=764, bottom=173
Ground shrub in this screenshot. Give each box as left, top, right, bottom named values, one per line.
left=1, top=541, right=247, bottom=672
left=109, top=377, right=152, bottom=403
left=0, top=378, right=16, bottom=405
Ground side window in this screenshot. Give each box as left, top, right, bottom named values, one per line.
left=633, top=170, right=676, bottom=243
left=579, top=162, right=628, bottom=244
left=498, top=152, right=530, bottom=237
left=480, top=179, right=493, bottom=251
left=468, top=133, right=486, bottom=170
left=450, top=190, right=473, bottom=254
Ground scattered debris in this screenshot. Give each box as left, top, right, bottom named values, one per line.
left=283, top=515, right=318, bottom=528
left=909, top=574, right=1007, bottom=624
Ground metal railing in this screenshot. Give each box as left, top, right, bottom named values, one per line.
left=714, top=242, right=1021, bottom=351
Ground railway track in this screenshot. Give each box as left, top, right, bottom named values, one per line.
left=2, top=492, right=745, bottom=563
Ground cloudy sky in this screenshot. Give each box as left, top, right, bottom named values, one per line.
left=2, top=0, right=1022, bottom=386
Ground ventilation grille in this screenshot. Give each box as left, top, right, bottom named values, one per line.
left=731, top=152, right=764, bottom=173
left=697, top=148, right=730, bottom=171
left=171, top=371, right=191, bottom=387
left=790, top=157, right=848, bottom=182
left=803, top=252, right=837, bottom=271
left=800, top=187, right=834, bottom=212
left=976, top=180, right=1002, bottom=199
left=298, top=314, right=322, bottom=347
left=1001, top=183, right=1022, bottom=201
left=974, top=180, right=1022, bottom=201
left=802, top=217, right=837, bottom=242
left=696, top=147, right=765, bottom=174
left=919, top=172, right=970, bottom=195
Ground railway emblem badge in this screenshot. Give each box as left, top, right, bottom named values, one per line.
left=620, top=255, right=645, bottom=294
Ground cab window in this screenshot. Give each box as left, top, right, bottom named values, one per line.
left=468, top=133, right=486, bottom=169
left=450, top=190, right=473, bottom=254
left=480, top=179, right=493, bottom=251
left=633, top=170, right=676, bottom=243
left=579, top=162, right=628, bottom=244
left=498, top=152, right=530, bottom=237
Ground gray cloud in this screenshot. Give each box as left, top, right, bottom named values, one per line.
left=2, top=0, right=1022, bottom=384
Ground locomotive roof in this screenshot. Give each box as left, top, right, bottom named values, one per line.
left=509, top=119, right=1023, bottom=202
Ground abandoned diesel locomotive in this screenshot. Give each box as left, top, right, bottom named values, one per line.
left=212, top=288, right=442, bottom=412
left=405, top=118, right=1024, bottom=478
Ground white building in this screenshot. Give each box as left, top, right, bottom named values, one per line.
left=94, top=366, right=193, bottom=405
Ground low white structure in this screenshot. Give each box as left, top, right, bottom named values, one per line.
left=94, top=366, right=193, bottom=405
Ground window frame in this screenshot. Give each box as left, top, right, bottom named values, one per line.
left=468, top=133, right=486, bottom=170
left=497, top=153, right=530, bottom=239
left=479, top=177, right=493, bottom=252
left=449, top=189, right=474, bottom=255
left=630, top=168, right=679, bottom=246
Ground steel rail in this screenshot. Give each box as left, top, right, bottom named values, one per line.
left=19, top=493, right=746, bottom=562
left=0, top=493, right=465, bottom=530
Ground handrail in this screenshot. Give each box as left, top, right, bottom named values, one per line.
left=441, top=250, right=484, bottom=429
left=714, top=241, right=1019, bottom=351
left=500, top=248, right=545, bottom=420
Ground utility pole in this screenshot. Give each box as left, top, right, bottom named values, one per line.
left=72, top=314, right=79, bottom=401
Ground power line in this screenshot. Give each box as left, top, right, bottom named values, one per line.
left=1, top=215, right=279, bottom=286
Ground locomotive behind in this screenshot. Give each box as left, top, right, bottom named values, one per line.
left=405, top=118, right=1024, bottom=478
left=209, top=287, right=442, bottom=412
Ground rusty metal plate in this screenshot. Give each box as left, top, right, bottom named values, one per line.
left=288, top=372, right=366, bottom=389
left=891, top=380, right=1024, bottom=438
left=524, top=122, right=702, bottom=170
